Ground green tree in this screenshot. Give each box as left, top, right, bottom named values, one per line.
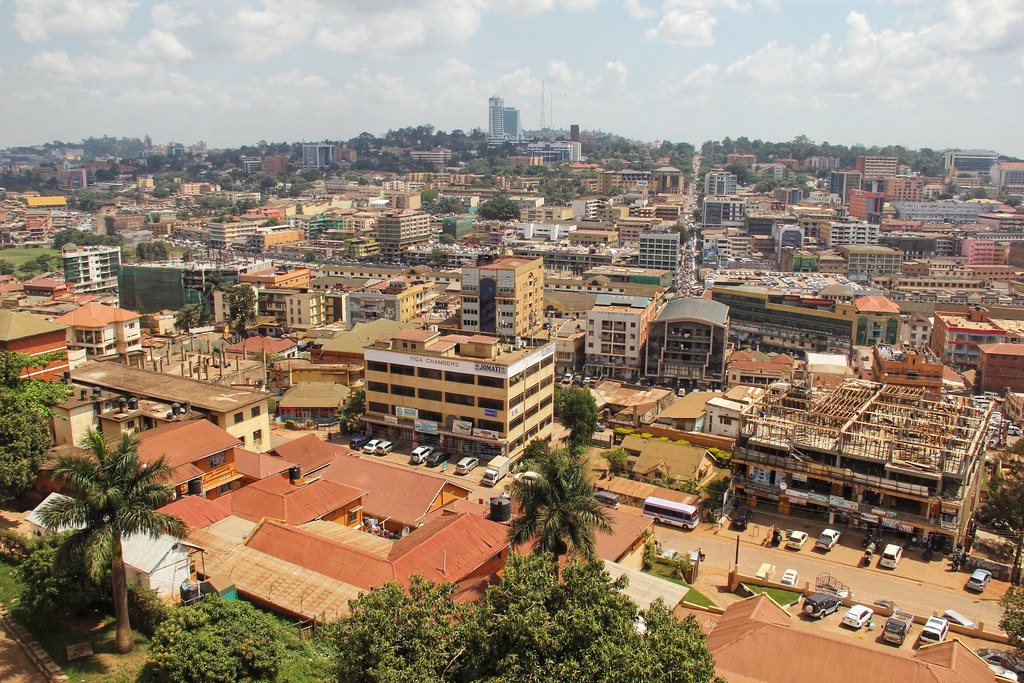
left=223, top=284, right=257, bottom=340
left=1001, top=586, right=1024, bottom=648
left=336, top=386, right=365, bottom=432
left=477, top=196, right=519, bottom=220
left=0, top=259, right=14, bottom=275
left=603, top=447, right=630, bottom=475
left=15, top=533, right=104, bottom=624
left=175, top=303, right=206, bottom=332
left=139, top=597, right=283, bottom=683
left=561, top=386, right=599, bottom=449
left=36, top=431, right=186, bottom=653
left=509, top=448, right=612, bottom=560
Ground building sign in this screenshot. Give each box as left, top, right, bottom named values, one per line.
left=414, top=419, right=437, bottom=434
left=791, top=472, right=808, bottom=483
left=510, top=404, right=522, bottom=417
left=395, top=406, right=418, bottom=419
left=861, top=513, right=880, bottom=523
left=881, top=518, right=914, bottom=533
left=871, top=508, right=897, bottom=519
left=473, top=428, right=501, bottom=440
left=452, top=420, right=473, bottom=435
left=475, top=363, right=503, bottom=374
left=484, top=408, right=498, bottom=417
left=806, top=493, right=829, bottom=505
left=784, top=489, right=808, bottom=500
left=385, top=415, right=398, bottom=425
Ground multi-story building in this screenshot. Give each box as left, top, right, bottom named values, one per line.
left=704, top=171, right=737, bottom=196
left=890, top=200, right=1001, bottom=224
left=702, top=196, right=746, bottom=228
left=524, top=141, right=581, bottom=162
left=262, top=155, right=289, bottom=174
left=0, top=310, right=69, bottom=380
left=520, top=206, right=574, bottom=223
left=725, top=153, right=756, bottom=167
left=61, top=244, right=122, bottom=295
left=207, top=216, right=266, bottom=249
left=362, top=329, right=555, bottom=461
left=823, top=221, right=879, bottom=249
left=870, top=343, right=944, bottom=398
left=838, top=245, right=903, bottom=282
left=584, top=294, right=657, bottom=381
left=302, top=143, right=335, bottom=170
left=346, top=278, right=441, bottom=325
left=376, top=210, right=432, bottom=257
left=930, top=307, right=1008, bottom=370
left=645, top=298, right=729, bottom=389
left=883, top=177, right=923, bottom=202
left=977, top=343, right=1024, bottom=394
left=828, top=170, right=862, bottom=203
left=460, top=257, right=544, bottom=339
left=994, top=162, right=1024, bottom=194
left=806, top=156, right=840, bottom=171
left=943, top=149, right=999, bottom=177
left=56, top=303, right=142, bottom=358
left=637, top=231, right=682, bottom=274
left=651, top=166, right=684, bottom=194
left=855, top=155, right=899, bottom=179
left=598, top=169, right=652, bottom=194
left=488, top=96, right=522, bottom=144
left=732, top=380, right=989, bottom=547
left=517, top=223, right=576, bottom=241
left=848, top=190, right=885, bottom=223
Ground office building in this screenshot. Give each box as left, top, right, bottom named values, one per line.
left=890, top=200, right=1000, bottom=224
left=930, top=307, right=1008, bottom=371
left=704, top=171, right=737, bottom=196
left=62, top=244, right=122, bottom=295
left=302, top=143, right=335, bottom=170
left=732, top=380, right=988, bottom=556
left=262, top=155, right=289, bottom=174
left=346, top=278, right=442, bottom=325
left=207, top=216, right=266, bottom=249
left=488, top=96, right=523, bottom=144
left=943, top=150, right=998, bottom=176
left=828, top=170, right=862, bottom=203
left=525, top=141, right=581, bottom=162
left=855, top=155, right=899, bottom=179
left=645, top=298, right=729, bottom=388
left=651, top=166, right=684, bottom=194
left=362, top=329, right=556, bottom=461
left=883, top=177, right=923, bottom=202
left=848, top=189, right=886, bottom=223
left=584, top=294, right=657, bottom=381
left=838, top=245, right=903, bottom=282
left=637, top=231, right=682, bottom=273
left=460, top=257, right=544, bottom=338
left=376, top=210, right=432, bottom=257
left=994, top=162, right=1024, bottom=194
left=702, top=197, right=746, bottom=228
left=118, top=259, right=272, bottom=314
left=823, top=221, right=879, bottom=248
left=977, top=344, right=1024, bottom=394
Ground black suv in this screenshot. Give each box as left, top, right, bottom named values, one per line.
left=350, top=435, right=371, bottom=450
left=731, top=507, right=753, bottom=530
left=802, top=593, right=842, bottom=619
left=424, top=451, right=449, bottom=468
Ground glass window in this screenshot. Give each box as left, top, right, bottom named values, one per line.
left=251, top=406, right=260, bottom=418
left=233, top=412, right=243, bottom=424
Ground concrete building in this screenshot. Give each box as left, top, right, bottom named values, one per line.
left=854, top=155, right=899, bottom=179
left=930, top=307, right=1008, bottom=371
left=302, top=143, right=335, bottom=170
left=732, top=380, right=989, bottom=546
left=524, top=141, right=581, bottom=162
left=943, top=149, right=999, bottom=176
left=346, top=278, right=441, bottom=325
left=207, top=216, right=266, bottom=249
left=883, top=176, right=923, bottom=202
left=704, top=171, right=737, bottom=196
left=890, top=200, right=1001, bottom=224
left=977, top=343, right=1024, bottom=394
left=0, top=310, right=69, bottom=380
left=488, top=96, right=522, bottom=144
left=702, top=196, right=746, bottom=228
left=823, top=221, right=879, bottom=249
left=56, top=303, right=142, bottom=358
left=519, top=205, right=574, bottom=223
left=376, top=210, right=432, bottom=257
left=848, top=189, right=885, bottom=223
left=828, top=170, right=862, bottom=203
left=871, top=342, right=944, bottom=397
left=644, top=298, right=728, bottom=389
left=460, top=257, right=544, bottom=339
left=637, top=231, right=682, bottom=274
left=994, top=161, right=1024, bottom=194
left=362, top=329, right=555, bottom=461
left=838, top=245, right=903, bottom=282
left=584, top=294, right=657, bottom=381
left=61, top=244, right=122, bottom=295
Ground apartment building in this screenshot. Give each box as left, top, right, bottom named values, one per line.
left=0, top=310, right=69, bottom=380
left=855, top=155, right=899, bottom=179
left=704, top=171, right=737, bottom=196
left=930, top=307, right=1008, bottom=370
left=61, top=244, right=122, bottom=295
left=207, top=216, right=266, bottom=249
left=838, top=245, right=903, bottom=282
left=637, top=231, right=682, bottom=274
left=67, top=361, right=272, bottom=452
left=376, top=210, right=432, bottom=257
left=732, top=380, right=988, bottom=547
left=823, top=221, right=879, bottom=248
left=584, top=294, right=657, bottom=381
left=645, top=298, right=729, bottom=389
left=883, top=177, right=923, bottom=202
left=460, top=257, right=544, bottom=339
left=56, top=302, right=141, bottom=358
left=346, top=278, right=441, bottom=325
left=702, top=196, right=746, bottom=228
left=362, top=329, right=555, bottom=461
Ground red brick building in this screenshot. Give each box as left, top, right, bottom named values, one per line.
left=0, top=310, right=69, bottom=380
left=977, top=343, right=1024, bottom=394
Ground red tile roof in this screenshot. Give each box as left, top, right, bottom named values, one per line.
left=55, top=302, right=140, bottom=328
left=855, top=295, right=900, bottom=314
left=979, top=342, right=1024, bottom=356
left=230, top=476, right=366, bottom=526
left=157, top=495, right=233, bottom=530
left=268, top=434, right=337, bottom=476
left=594, top=507, right=653, bottom=563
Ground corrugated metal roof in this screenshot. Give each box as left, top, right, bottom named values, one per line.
left=137, top=420, right=242, bottom=470
left=230, top=476, right=366, bottom=526
left=0, top=309, right=66, bottom=342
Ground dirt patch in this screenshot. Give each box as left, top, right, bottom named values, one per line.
left=0, top=621, right=45, bottom=683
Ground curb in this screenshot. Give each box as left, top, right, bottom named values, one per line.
left=0, top=604, right=69, bottom=683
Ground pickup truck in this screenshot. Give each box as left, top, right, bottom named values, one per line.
left=883, top=609, right=915, bottom=645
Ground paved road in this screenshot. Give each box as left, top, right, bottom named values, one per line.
left=653, top=520, right=1007, bottom=631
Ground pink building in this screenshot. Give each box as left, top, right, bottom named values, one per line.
left=960, top=239, right=998, bottom=265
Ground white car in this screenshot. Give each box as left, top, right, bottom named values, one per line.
left=409, top=445, right=434, bottom=464
left=879, top=544, right=903, bottom=568
left=780, top=569, right=799, bottom=587
left=841, top=605, right=874, bottom=630
left=361, top=438, right=382, bottom=454
left=786, top=530, right=809, bottom=550
left=919, top=616, right=949, bottom=644
left=815, top=528, right=842, bottom=551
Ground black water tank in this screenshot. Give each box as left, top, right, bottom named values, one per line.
left=92, top=387, right=101, bottom=398
left=128, top=397, right=138, bottom=410
left=187, top=479, right=203, bottom=495
left=489, top=497, right=511, bottom=523
left=183, top=401, right=191, bottom=414
left=172, top=403, right=181, bottom=416
left=118, top=397, right=128, bottom=413
left=289, top=465, right=302, bottom=481
left=179, top=580, right=200, bottom=604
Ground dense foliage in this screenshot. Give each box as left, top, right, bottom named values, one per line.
left=336, top=386, right=366, bottom=432
left=15, top=533, right=105, bottom=624
left=324, top=553, right=718, bottom=683
left=559, top=386, right=599, bottom=449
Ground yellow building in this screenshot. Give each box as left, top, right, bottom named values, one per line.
left=520, top=206, right=574, bottom=223
left=460, top=257, right=545, bottom=338
left=363, top=330, right=556, bottom=461
left=376, top=210, right=432, bottom=257
left=569, top=229, right=619, bottom=247
left=346, top=278, right=441, bottom=325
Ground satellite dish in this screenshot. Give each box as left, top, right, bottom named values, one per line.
left=401, top=526, right=411, bottom=538
left=779, top=482, right=788, bottom=491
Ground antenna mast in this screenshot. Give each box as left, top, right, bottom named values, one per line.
left=540, top=81, right=545, bottom=130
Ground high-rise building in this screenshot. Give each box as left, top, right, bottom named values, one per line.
left=461, top=257, right=544, bottom=338
left=855, top=155, right=899, bottom=179
left=704, top=171, right=737, bottom=196
left=62, top=244, right=122, bottom=295
left=638, top=231, right=681, bottom=274
left=302, top=143, right=335, bottom=170
left=570, top=124, right=580, bottom=142
left=376, top=210, right=432, bottom=257
left=828, top=170, right=862, bottom=203
left=488, top=96, right=523, bottom=144
left=943, top=150, right=999, bottom=177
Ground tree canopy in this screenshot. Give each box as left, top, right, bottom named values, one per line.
left=560, top=386, right=599, bottom=449
left=336, top=386, right=365, bottom=432
left=476, top=196, right=519, bottom=221
left=223, top=284, right=258, bottom=340
left=323, top=553, right=719, bottom=683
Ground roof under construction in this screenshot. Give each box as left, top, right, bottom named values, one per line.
left=741, top=379, right=989, bottom=478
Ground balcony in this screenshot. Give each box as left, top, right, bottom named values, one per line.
left=202, top=463, right=242, bottom=491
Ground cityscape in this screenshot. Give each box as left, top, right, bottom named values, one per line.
left=3, top=2, right=1024, bottom=683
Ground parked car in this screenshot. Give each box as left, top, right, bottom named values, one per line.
left=361, top=438, right=383, bottom=454
left=977, top=649, right=1024, bottom=678
left=374, top=440, right=395, bottom=455
left=815, top=528, right=842, bottom=551
left=731, top=507, right=753, bottom=530
left=919, top=616, right=949, bottom=644
left=990, top=665, right=1020, bottom=682
left=786, top=530, right=809, bottom=550
left=456, top=457, right=479, bottom=474
left=841, top=605, right=874, bottom=629
left=966, top=568, right=993, bottom=592
left=350, top=434, right=371, bottom=450
left=424, top=451, right=449, bottom=468
left=409, top=445, right=434, bottom=464
left=802, top=593, right=842, bottom=619
left=780, top=569, right=799, bottom=587
left=879, top=544, right=904, bottom=568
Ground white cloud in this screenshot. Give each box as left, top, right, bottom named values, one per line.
left=644, top=9, right=717, bottom=46
left=229, top=0, right=315, bottom=61
left=604, top=61, right=629, bottom=94
left=266, top=70, right=329, bottom=88
left=489, top=0, right=598, bottom=15
left=14, top=0, right=138, bottom=42
left=150, top=2, right=200, bottom=28
left=137, top=29, right=194, bottom=62
left=313, top=1, right=485, bottom=56
left=624, top=0, right=658, bottom=20
left=724, top=35, right=830, bottom=85
left=28, top=49, right=147, bottom=80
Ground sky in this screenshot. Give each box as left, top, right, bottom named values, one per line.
left=2, top=0, right=1024, bottom=155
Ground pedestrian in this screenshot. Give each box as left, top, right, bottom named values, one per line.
left=698, top=547, right=705, bottom=562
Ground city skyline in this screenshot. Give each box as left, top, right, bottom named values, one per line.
left=1, top=1, right=1023, bottom=154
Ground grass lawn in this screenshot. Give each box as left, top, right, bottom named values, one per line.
left=743, top=584, right=802, bottom=606
left=644, top=562, right=718, bottom=609
left=0, top=246, right=60, bottom=267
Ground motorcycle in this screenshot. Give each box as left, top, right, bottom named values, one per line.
left=863, top=541, right=876, bottom=566
left=771, top=528, right=782, bottom=547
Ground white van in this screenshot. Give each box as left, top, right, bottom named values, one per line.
left=456, top=457, right=478, bottom=474
left=879, top=544, right=903, bottom=568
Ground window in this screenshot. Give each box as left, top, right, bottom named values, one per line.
left=251, top=406, right=260, bottom=418
left=252, top=429, right=263, bottom=443
left=418, top=367, right=442, bottom=380
left=218, top=483, right=235, bottom=496
left=368, top=361, right=388, bottom=372
left=445, top=371, right=475, bottom=384
left=348, top=508, right=361, bottom=525
left=209, top=453, right=227, bottom=467
left=446, top=392, right=475, bottom=406
left=478, top=419, right=503, bottom=433
left=418, top=388, right=442, bottom=401
left=478, top=397, right=504, bottom=411
left=478, top=375, right=505, bottom=389
left=367, top=381, right=389, bottom=393
left=233, top=412, right=243, bottom=424
left=391, top=385, right=415, bottom=397
left=368, top=401, right=389, bottom=414
left=390, top=363, right=415, bottom=376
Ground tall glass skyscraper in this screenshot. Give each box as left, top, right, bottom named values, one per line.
left=488, top=96, right=522, bottom=144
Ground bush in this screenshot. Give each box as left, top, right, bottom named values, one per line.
left=612, top=427, right=635, bottom=436
left=674, top=439, right=690, bottom=446
left=642, top=537, right=658, bottom=570
left=0, top=528, right=29, bottom=563
left=305, top=418, right=315, bottom=429
left=639, top=433, right=654, bottom=440
left=15, top=533, right=104, bottom=624
left=128, top=583, right=170, bottom=637
left=603, top=448, right=630, bottom=475
left=284, top=419, right=296, bottom=430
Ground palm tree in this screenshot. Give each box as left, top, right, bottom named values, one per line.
left=37, top=431, right=186, bottom=654
left=509, top=446, right=613, bottom=563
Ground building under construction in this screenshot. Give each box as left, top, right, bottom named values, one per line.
left=731, top=378, right=990, bottom=546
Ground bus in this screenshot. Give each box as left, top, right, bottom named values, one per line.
left=641, top=496, right=700, bottom=530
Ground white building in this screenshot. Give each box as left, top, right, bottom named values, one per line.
left=637, top=231, right=681, bottom=273
left=517, top=223, right=577, bottom=241
left=584, top=295, right=656, bottom=381
left=62, top=244, right=122, bottom=295
left=525, top=141, right=581, bottom=162
left=890, top=201, right=1001, bottom=224
left=704, top=171, right=737, bottom=196
left=825, top=221, right=879, bottom=249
